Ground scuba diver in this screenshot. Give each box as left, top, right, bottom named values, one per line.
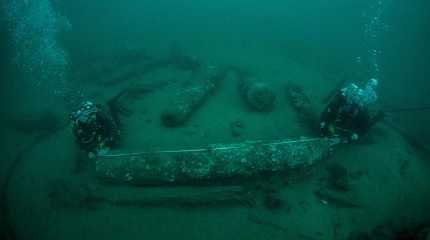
left=320, top=78, right=384, bottom=142
left=70, top=101, right=120, bottom=156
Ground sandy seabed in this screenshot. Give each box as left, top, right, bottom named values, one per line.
left=3, top=55, right=430, bottom=240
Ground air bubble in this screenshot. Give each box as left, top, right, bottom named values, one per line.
left=4, top=0, right=72, bottom=97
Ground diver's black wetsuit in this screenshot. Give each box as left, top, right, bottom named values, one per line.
left=320, top=92, right=381, bottom=140
left=71, top=103, right=120, bottom=153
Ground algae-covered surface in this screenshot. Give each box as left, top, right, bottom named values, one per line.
left=1, top=1, right=430, bottom=239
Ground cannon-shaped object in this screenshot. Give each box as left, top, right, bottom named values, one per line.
left=239, top=79, right=276, bottom=112
left=96, top=137, right=332, bottom=186
left=161, top=67, right=224, bottom=127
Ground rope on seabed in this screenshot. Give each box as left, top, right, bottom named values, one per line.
left=383, top=118, right=430, bottom=158
left=0, top=123, right=69, bottom=240
left=383, top=106, right=430, bottom=113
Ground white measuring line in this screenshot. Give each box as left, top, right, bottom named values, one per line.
left=100, top=137, right=327, bottom=158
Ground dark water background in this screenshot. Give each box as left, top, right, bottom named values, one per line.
left=1, top=0, right=429, bottom=140
left=1, top=0, right=430, bottom=239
